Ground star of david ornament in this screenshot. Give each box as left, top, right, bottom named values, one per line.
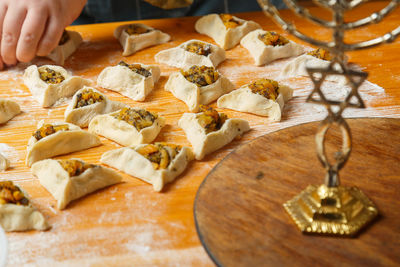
left=283, top=62, right=378, bottom=236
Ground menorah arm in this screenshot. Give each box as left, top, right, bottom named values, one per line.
left=343, top=0, right=399, bottom=29
left=258, top=0, right=333, bottom=49
left=283, top=0, right=335, bottom=28
left=344, top=25, right=400, bottom=50
left=346, top=0, right=368, bottom=9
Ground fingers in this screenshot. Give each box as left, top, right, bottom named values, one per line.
left=16, top=8, right=47, bottom=63
left=1, top=4, right=27, bottom=65
left=36, top=12, right=64, bottom=57
left=0, top=4, right=7, bottom=70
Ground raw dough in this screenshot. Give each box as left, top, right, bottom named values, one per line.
left=178, top=109, right=250, bottom=160
left=0, top=181, right=49, bottom=232
left=281, top=54, right=348, bottom=85
left=240, top=29, right=304, bottom=66
left=26, top=121, right=101, bottom=167
left=46, top=30, right=82, bottom=65
left=155, top=39, right=226, bottom=69
left=101, top=143, right=194, bottom=192
left=32, top=158, right=122, bottom=209
left=195, top=14, right=261, bottom=50
left=114, top=23, right=170, bottom=56
left=217, top=79, right=293, bottom=121
left=0, top=98, right=21, bottom=124
left=164, top=66, right=235, bottom=112
left=0, top=153, right=9, bottom=171
left=64, top=86, right=126, bottom=127
left=88, top=108, right=165, bottom=147
left=23, top=65, right=91, bottom=107
left=97, top=62, right=160, bottom=101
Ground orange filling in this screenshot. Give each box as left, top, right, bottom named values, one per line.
left=181, top=65, right=219, bottom=87
left=125, top=24, right=152, bottom=35
left=185, top=41, right=212, bottom=56
left=75, top=88, right=105, bottom=108
left=58, top=159, right=94, bottom=177
left=33, top=124, right=69, bottom=141
left=197, top=105, right=227, bottom=134
left=248, top=79, right=280, bottom=101
left=136, top=143, right=182, bottom=170
left=118, top=61, right=151, bottom=77
left=307, top=48, right=332, bottom=61
left=39, top=67, right=65, bottom=84
left=258, top=31, right=289, bottom=46
left=220, top=14, right=242, bottom=29
left=0, top=181, right=29, bottom=205
left=113, top=108, right=157, bottom=131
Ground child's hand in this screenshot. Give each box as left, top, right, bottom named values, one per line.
left=0, top=0, right=87, bottom=69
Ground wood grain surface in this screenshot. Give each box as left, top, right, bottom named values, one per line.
left=0, top=1, right=399, bottom=266
left=194, top=118, right=400, bottom=267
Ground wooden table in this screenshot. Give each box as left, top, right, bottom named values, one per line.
left=1, top=1, right=399, bottom=266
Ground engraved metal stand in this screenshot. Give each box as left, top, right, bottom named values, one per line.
left=257, top=0, right=400, bottom=236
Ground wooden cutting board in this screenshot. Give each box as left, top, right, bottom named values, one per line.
left=0, top=2, right=399, bottom=265
left=194, top=118, right=400, bottom=267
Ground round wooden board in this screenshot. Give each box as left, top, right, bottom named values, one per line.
left=194, top=118, right=400, bottom=267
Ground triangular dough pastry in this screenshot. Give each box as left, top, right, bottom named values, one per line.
left=155, top=39, right=226, bottom=69
left=32, top=159, right=122, bottom=209
left=281, top=48, right=348, bottom=85
left=114, top=23, right=170, bottom=56
left=240, top=29, right=304, bottom=66
left=0, top=98, right=21, bottom=124
left=97, top=61, right=160, bottom=101
left=64, top=86, right=126, bottom=127
left=178, top=106, right=250, bottom=160
left=101, top=143, right=194, bottom=191
left=26, top=121, right=101, bottom=167
left=165, top=65, right=235, bottom=112
left=217, top=78, right=293, bottom=121
left=195, top=14, right=261, bottom=50
left=0, top=181, right=49, bottom=231
left=46, top=30, right=82, bottom=65
left=89, top=107, right=165, bottom=147
left=23, top=65, right=91, bottom=107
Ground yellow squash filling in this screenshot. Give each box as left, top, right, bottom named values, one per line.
left=219, top=14, right=242, bottom=29
left=113, top=107, right=157, bottom=131
left=75, top=88, right=105, bottom=108
left=136, top=143, right=182, bottom=170
left=185, top=41, right=212, bottom=56
left=258, top=31, right=289, bottom=46
left=181, top=65, right=219, bottom=87
left=58, top=159, right=94, bottom=177
left=125, top=24, right=152, bottom=35
left=33, top=124, right=69, bottom=141
left=0, top=181, right=29, bottom=206
left=118, top=61, right=151, bottom=77
left=59, top=30, right=70, bottom=45
left=307, top=48, right=332, bottom=61
left=197, top=105, right=227, bottom=134
left=248, top=78, right=280, bottom=101
left=39, top=67, right=65, bottom=84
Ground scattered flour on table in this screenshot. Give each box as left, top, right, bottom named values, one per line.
left=2, top=42, right=399, bottom=267
left=7, top=222, right=192, bottom=265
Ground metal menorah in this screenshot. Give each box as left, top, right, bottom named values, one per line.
left=257, top=0, right=400, bottom=236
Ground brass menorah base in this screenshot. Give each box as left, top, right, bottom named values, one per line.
left=284, top=184, right=378, bottom=236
